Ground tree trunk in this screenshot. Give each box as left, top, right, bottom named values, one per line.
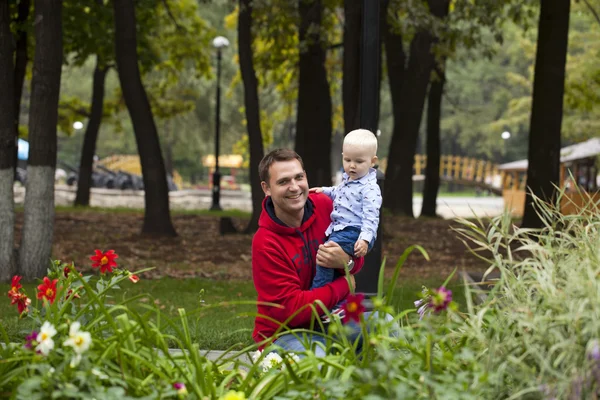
left=19, top=0, right=62, bottom=280
left=239, top=0, right=264, bottom=234
left=521, top=0, right=570, bottom=228
left=163, top=121, right=174, bottom=177
left=421, top=64, right=445, bottom=217
left=0, top=0, right=17, bottom=281
left=383, top=0, right=449, bottom=217
left=12, top=0, right=30, bottom=177
left=295, top=0, right=332, bottom=188
left=343, top=0, right=362, bottom=133
left=74, top=57, right=107, bottom=207
left=113, top=0, right=176, bottom=236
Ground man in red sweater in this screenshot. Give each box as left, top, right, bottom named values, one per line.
left=252, top=149, right=372, bottom=354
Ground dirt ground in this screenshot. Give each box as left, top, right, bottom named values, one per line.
left=13, top=211, right=490, bottom=282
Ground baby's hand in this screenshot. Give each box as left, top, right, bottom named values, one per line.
left=354, top=240, right=368, bottom=257
left=309, top=187, right=324, bottom=193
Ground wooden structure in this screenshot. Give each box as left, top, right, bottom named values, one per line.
left=409, top=155, right=501, bottom=194
left=498, top=138, right=600, bottom=216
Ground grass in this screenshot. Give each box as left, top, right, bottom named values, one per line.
left=1, top=276, right=466, bottom=350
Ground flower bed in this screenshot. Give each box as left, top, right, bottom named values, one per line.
left=2, top=196, right=600, bottom=398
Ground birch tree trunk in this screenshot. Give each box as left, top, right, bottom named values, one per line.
left=0, top=0, right=17, bottom=281
left=20, top=0, right=63, bottom=280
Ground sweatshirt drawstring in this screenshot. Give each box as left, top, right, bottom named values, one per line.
left=295, top=229, right=314, bottom=270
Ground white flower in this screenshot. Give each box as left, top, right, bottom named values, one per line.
left=36, top=321, right=57, bottom=356
left=260, top=352, right=283, bottom=372
left=63, top=321, right=92, bottom=366
left=250, top=350, right=262, bottom=363
left=285, top=352, right=300, bottom=363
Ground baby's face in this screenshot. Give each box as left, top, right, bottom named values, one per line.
left=342, top=144, right=376, bottom=181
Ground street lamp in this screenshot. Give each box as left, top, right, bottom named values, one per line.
left=210, top=36, right=229, bottom=211
left=501, top=131, right=511, bottom=162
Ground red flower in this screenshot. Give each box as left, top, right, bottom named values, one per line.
left=90, top=249, right=118, bottom=274
left=37, top=277, right=58, bottom=304
left=10, top=292, right=31, bottom=314
left=66, top=289, right=81, bottom=300
left=342, top=293, right=366, bottom=324
left=8, top=275, right=22, bottom=299
left=128, top=274, right=140, bottom=284
left=63, top=266, right=71, bottom=278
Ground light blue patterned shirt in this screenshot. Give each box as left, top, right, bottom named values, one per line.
left=322, top=168, right=382, bottom=243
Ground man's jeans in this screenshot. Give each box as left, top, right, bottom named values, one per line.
left=271, top=311, right=397, bottom=357
left=311, top=226, right=375, bottom=290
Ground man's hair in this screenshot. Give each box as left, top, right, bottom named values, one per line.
left=259, top=148, right=304, bottom=183
left=343, top=129, right=378, bottom=156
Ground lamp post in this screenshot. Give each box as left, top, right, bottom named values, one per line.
left=210, top=35, right=229, bottom=211
left=501, top=131, right=511, bottom=162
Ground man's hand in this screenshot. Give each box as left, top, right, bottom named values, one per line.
left=354, top=240, right=368, bottom=258
left=317, top=241, right=351, bottom=269
left=309, top=187, right=323, bottom=194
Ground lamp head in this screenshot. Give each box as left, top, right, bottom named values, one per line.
left=212, top=36, right=230, bottom=49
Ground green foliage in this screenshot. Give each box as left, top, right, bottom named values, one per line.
left=7, top=197, right=600, bottom=397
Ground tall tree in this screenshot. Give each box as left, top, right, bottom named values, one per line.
left=421, top=64, right=445, bottom=217
left=342, top=0, right=361, bottom=133
left=383, top=0, right=449, bottom=217
left=239, top=0, right=264, bottom=233
left=521, top=0, right=570, bottom=228
left=74, top=57, right=108, bottom=206
left=295, top=0, right=332, bottom=187
left=12, top=0, right=30, bottom=173
left=0, top=0, right=16, bottom=281
left=19, top=0, right=63, bottom=280
left=113, top=0, right=176, bottom=236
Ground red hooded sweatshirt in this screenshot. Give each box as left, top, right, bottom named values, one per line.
left=252, top=193, right=364, bottom=345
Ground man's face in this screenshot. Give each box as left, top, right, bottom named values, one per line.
left=261, top=159, right=309, bottom=217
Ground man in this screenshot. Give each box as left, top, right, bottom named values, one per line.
left=252, top=149, right=367, bottom=353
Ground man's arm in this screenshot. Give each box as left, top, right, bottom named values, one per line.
left=253, top=243, right=351, bottom=327
left=316, top=241, right=365, bottom=275
left=358, top=184, right=382, bottom=243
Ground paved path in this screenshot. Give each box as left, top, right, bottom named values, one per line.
left=14, top=185, right=506, bottom=219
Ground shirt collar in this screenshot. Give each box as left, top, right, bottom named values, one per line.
left=342, top=168, right=377, bottom=184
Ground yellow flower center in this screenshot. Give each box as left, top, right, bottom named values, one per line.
left=101, top=256, right=108, bottom=265
left=41, top=333, right=48, bottom=341
left=45, top=288, right=54, bottom=298
left=75, top=336, right=84, bottom=346
left=347, top=302, right=358, bottom=313
left=10, top=287, right=18, bottom=293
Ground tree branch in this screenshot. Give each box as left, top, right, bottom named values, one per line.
left=582, top=0, right=600, bottom=27
left=161, top=0, right=184, bottom=31
left=60, top=103, right=91, bottom=118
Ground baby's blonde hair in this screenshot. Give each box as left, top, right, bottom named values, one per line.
left=343, top=129, right=378, bottom=156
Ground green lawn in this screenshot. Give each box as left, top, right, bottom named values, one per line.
left=1, top=277, right=466, bottom=350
